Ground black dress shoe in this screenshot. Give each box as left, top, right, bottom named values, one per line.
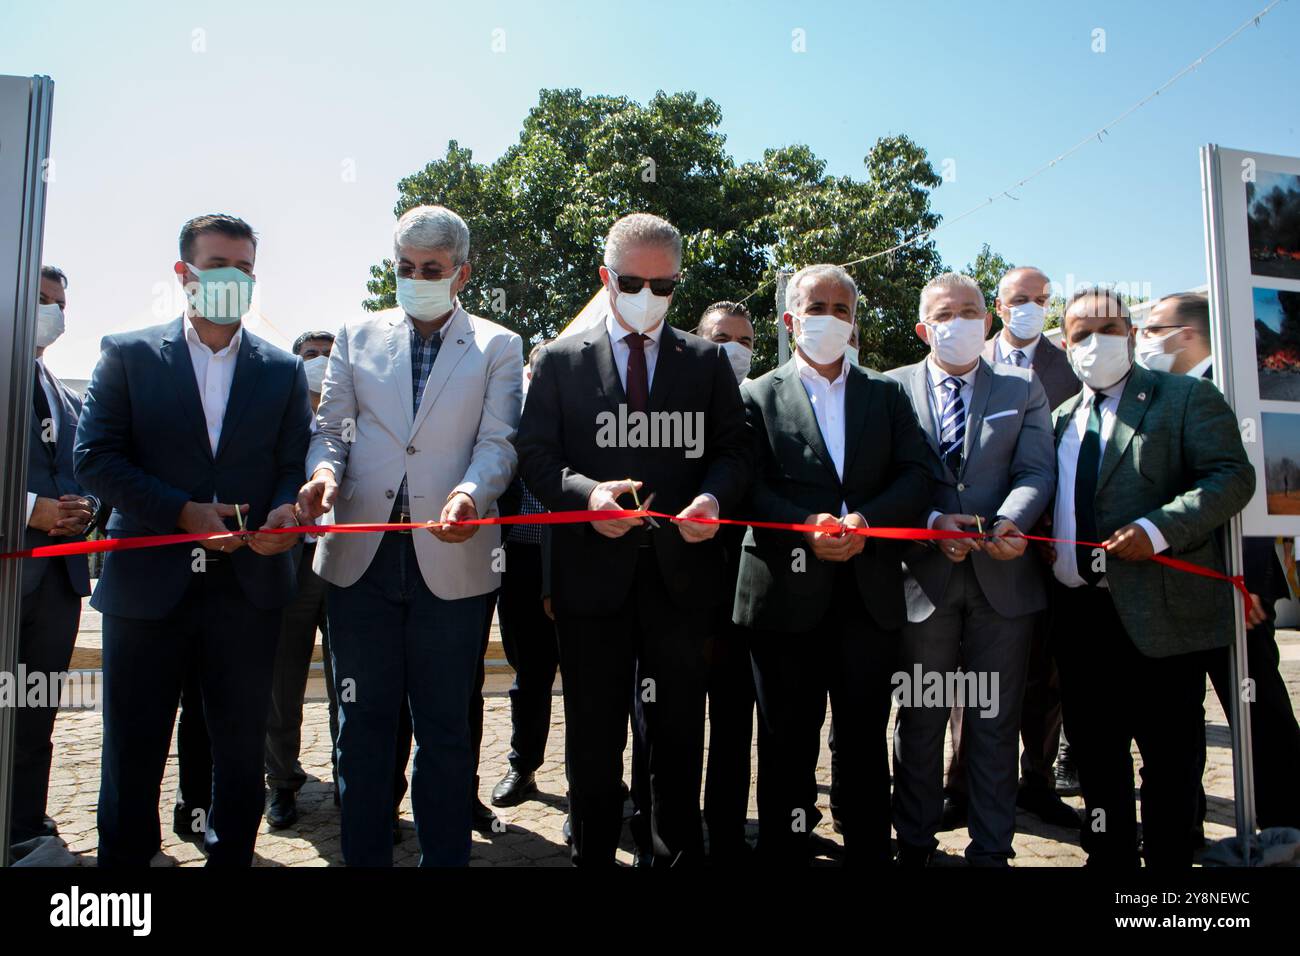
left=472, top=797, right=500, bottom=833
left=896, top=843, right=933, bottom=869
left=266, top=787, right=299, bottom=830
left=939, top=793, right=968, bottom=831
left=173, top=802, right=206, bottom=842
left=1016, top=784, right=1081, bottom=829
left=491, top=769, right=538, bottom=808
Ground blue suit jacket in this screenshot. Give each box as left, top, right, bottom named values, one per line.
left=74, top=318, right=311, bottom=620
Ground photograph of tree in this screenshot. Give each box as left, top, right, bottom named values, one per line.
left=1263, top=411, right=1300, bottom=514
left=1248, top=170, right=1300, bottom=280
left=1254, top=286, right=1300, bottom=400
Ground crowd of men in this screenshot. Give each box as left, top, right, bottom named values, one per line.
left=13, top=206, right=1300, bottom=868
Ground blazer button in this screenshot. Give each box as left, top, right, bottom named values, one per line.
left=406, top=445, right=417, bottom=455
left=957, top=482, right=966, bottom=492
left=385, top=489, right=395, bottom=499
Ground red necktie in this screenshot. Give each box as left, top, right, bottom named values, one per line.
left=624, top=333, right=649, bottom=413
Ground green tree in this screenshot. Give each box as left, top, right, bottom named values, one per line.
left=367, top=88, right=992, bottom=375
left=963, top=242, right=1015, bottom=337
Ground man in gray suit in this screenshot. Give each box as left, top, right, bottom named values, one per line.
left=1046, top=287, right=1253, bottom=868
left=888, top=273, right=1056, bottom=866
left=945, top=267, right=1084, bottom=831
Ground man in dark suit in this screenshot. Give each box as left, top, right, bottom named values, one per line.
left=516, top=213, right=750, bottom=866
left=11, top=265, right=102, bottom=848
left=945, top=267, right=1084, bottom=830
left=1139, top=291, right=1300, bottom=833
left=1045, top=287, right=1253, bottom=868
left=75, top=214, right=311, bottom=866
left=733, top=264, right=933, bottom=866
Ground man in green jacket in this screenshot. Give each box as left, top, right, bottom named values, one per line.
left=1044, top=286, right=1254, bottom=869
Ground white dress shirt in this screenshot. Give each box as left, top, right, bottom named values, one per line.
left=26, top=357, right=65, bottom=524
left=1186, top=354, right=1213, bottom=380
left=924, top=357, right=978, bottom=527
left=1052, top=374, right=1168, bottom=587
left=184, top=315, right=243, bottom=455
left=994, top=331, right=1041, bottom=367
left=794, top=351, right=856, bottom=517
left=605, top=309, right=665, bottom=391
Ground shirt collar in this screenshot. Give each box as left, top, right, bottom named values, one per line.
left=925, top=356, right=978, bottom=390
left=1083, top=370, right=1131, bottom=405
left=406, top=301, right=460, bottom=343
left=183, top=314, right=243, bottom=356
left=794, top=349, right=849, bottom=387
left=1186, top=355, right=1213, bottom=380
left=605, top=307, right=667, bottom=348
left=997, top=330, right=1039, bottom=363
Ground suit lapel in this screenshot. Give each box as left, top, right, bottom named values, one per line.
left=386, top=313, right=415, bottom=433
left=1096, top=366, right=1155, bottom=491
left=959, top=359, right=993, bottom=472
left=412, top=308, right=473, bottom=436
left=907, top=362, right=942, bottom=456
left=583, top=323, right=627, bottom=411
left=215, top=333, right=263, bottom=461
left=160, top=318, right=215, bottom=462
left=841, top=367, right=870, bottom=477
left=648, top=324, right=681, bottom=413
left=1053, top=390, right=1083, bottom=445
left=774, top=361, right=839, bottom=484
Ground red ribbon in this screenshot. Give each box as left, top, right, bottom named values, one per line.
left=4, top=509, right=1252, bottom=621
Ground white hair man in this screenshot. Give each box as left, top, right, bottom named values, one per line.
left=516, top=211, right=751, bottom=866
left=732, top=263, right=934, bottom=865
left=297, top=204, right=524, bottom=866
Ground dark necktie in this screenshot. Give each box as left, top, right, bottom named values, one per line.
left=624, top=333, right=649, bottom=414
left=1074, top=395, right=1104, bottom=586
left=33, top=362, right=53, bottom=442
left=938, top=376, right=965, bottom=474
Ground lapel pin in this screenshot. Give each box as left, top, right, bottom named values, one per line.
left=456, top=339, right=465, bottom=345
left=1137, top=392, right=1146, bottom=401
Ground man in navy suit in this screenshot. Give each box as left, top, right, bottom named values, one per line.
left=75, top=214, right=311, bottom=866
left=12, top=265, right=102, bottom=848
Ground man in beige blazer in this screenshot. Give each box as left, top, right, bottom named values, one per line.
left=298, top=205, right=523, bottom=866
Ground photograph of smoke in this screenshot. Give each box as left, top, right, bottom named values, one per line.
left=1263, top=411, right=1300, bottom=514
left=1248, top=170, right=1300, bottom=280
left=1254, top=286, right=1300, bottom=400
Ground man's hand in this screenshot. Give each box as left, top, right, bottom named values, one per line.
left=837, top=512, right=868, bottom=560
left=1104, top=523, right=1154, bottom=561
left=934, top=514, right=981, bottom=563
left=297, top=467, right=338, bottom=520
left=1246, top=592, right=1267, bottom=631
left=178, top=501, right=249, bottom=552
left=674, top=494, right=720, bottom=543
left=805, top=513, right=854, bottom=562
left=983, top=518, right=1028, bottom=561
left=249, top=503, right=301, bottom=556
left=587, top=479, right=645, bottom=539
left=542, top=596, right=554, bottom=622
left=31, top=495, right=94, bottom=537
left=430, top=492, right=479, bottom=543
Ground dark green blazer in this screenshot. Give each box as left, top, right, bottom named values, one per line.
left=1052, top=364, right=1255, bottom=657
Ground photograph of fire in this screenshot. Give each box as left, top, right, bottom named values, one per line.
left=1263, top=411, right=1300, bottom=514
left=1248, top=169, right=1300, bottom=281
left=1254, top=286, right=1300, bottom=400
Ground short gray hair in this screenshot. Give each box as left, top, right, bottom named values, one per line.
left=394, top=205, right=470, bottom=263
left=603, top=213, right=682, bottom=272
left=787, top=264, right=858, bottom=317
left=918, top=272, right=984, bottom=322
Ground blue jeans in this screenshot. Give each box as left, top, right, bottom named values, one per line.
left=326, top=532, right=486, bottom=866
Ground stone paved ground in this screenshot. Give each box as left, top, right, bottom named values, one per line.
left=44, top=624, right=1299, bottom=867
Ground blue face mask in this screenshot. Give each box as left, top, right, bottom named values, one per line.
left=185, top=263, right=255, bottom=324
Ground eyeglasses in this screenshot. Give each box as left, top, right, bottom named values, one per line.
left=609, top=268, right=679, bottom=297
left=395, top=261, right=463, bottom=280
left=1140, top=324, right=1185, bottom=336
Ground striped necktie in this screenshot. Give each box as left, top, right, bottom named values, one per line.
left=939, top=375, right=966, bottom=473
left=1009, top=349, right=1028, bottom=368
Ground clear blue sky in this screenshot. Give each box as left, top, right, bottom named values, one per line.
left=5, top=0, right=1298, bottom=378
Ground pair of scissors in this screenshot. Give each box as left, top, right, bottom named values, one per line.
left=627, top=483, right=661, bottom=530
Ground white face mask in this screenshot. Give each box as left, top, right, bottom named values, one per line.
left=1135, top=328, right=1184, bottom=374
left=720, top=341, right=752, bottom=383
left=925, top=317, right=986, bottom=368
left=1006, top=302, right=1046, bottom=340
left=1068, top=332, right=1133, bottom=390
left=610, top=282, right=670, bottom=335
left=36, top=302, right=65, bottom=349
left=303, top=355, right=328, bottom=394
left=845, top=344, right=860, bottom=367
left=396, top=265, right=461, bottom=322
left=793, top=314, right=854, bottom=365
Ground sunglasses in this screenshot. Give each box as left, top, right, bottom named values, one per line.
left=609, top=268, right=679, bottom=297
